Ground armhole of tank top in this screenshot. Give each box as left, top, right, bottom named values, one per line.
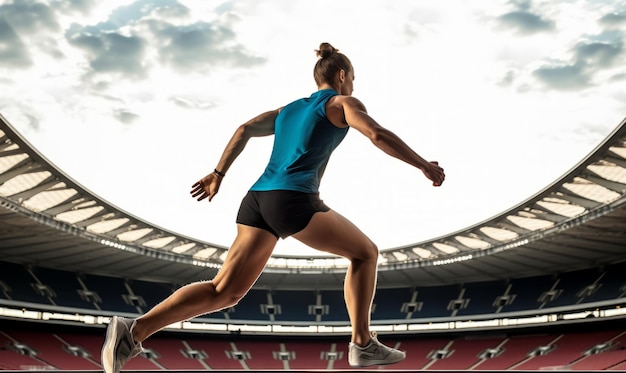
left=323, top=94, right=348, bottom=129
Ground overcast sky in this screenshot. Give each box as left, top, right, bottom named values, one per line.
left=1, top=0, right=625, bottom=257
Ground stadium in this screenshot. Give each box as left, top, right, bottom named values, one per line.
left=1, top=110, right=625, bottom=372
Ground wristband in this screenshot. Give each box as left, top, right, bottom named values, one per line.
left=214, top=168, right=226, bottom=177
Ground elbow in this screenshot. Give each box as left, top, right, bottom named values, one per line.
left=237, top=124, right=253, bottom=140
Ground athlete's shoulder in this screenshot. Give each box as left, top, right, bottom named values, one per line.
left=328, top=95, right=366, bottom=111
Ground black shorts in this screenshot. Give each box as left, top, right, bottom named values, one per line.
left=236, top=190, right=330, bottom=239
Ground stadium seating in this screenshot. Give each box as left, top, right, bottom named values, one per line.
left=2, top=259, right=626, bottom=370
left=1, top=326, right=626, bottom=370
left=2, top=260, right=626, bottom=322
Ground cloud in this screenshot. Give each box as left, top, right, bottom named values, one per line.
left=498, top=69, right=516, bottom=87
left=599, top=12, right=626, bottom=27
left=152, top=2, right=190, bottom=19
left=575, top=41, right=623, bottom=68
left=508, top=0, right=532, bottom=12
left=0, top=100, right=41, bottom=131
left=151, top=20, right=266, bottom=73
left=104, top=0, right=185, bottom=29
left=532, top=35, right=624, bottom=91
left=497, top=10, right=555, bottom=35
left=0, top=0, right=64, bottom=63
left=610, top=72, right=626, bottom=82
left=0, top=0, right=60, bottom=34
left=497, top=3, right=624, bottom=91
left=61, top=1, right=184, bottom=81
left=114, top=108, right=140, bottom=124
left=169, top=96, right=216, bottom=110
left=533, top=62, right=589, bottom=90
left=62, top=1, right=263, bottom=80
left=53, top=0, right=97, bottom=16
left=0, top=17, right=32, bottom=68
left=67, top=31, right=148, bottom=78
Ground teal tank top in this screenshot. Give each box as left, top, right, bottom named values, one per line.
left=250, top=89, right=349, bottom=193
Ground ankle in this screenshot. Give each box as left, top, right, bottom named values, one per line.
left=130, top=319, right=143, bottom=343
left=352, top=335, right=372, bottom=347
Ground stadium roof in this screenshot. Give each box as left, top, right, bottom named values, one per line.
left=1, top=113, right=625, bottom=288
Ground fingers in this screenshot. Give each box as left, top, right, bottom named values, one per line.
left=190, top=180, right=210, bottom=201
left=191, top=177, right=221, bottom=202
left=428, top=161, right=445, bottom=187
left=190, top=183, right=202, bottom=196
left=434, top=171, right=445, bottom=186
left=192, top=190, right=208, bottom=201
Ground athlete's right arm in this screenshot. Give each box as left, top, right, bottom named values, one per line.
left=191, top=108, right=281, bottom=202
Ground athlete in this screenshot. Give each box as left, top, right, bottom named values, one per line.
left=102, top=42, right=445, bottom=373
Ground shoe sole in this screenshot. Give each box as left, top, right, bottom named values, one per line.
left=349, top=354, right=406, bottom=367
left=101, top=316, right=121, bottom=373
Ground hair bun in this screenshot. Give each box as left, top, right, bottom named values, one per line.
left=316, top=42, right=339, bottom=59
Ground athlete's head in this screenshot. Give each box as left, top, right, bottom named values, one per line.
left=313, top=42, right=354, bottom=96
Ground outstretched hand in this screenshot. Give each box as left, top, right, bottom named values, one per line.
left=423, top=161, right=445, bottom=187
left=190, top=172, right=223, bottom=202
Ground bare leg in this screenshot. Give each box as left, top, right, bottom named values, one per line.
left=292, top=210, right=378, bottom=346
left=132, top=225, right=277, bottom=342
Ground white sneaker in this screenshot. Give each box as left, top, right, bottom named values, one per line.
left=101, top=316, right=143, bottom=373
left=348, top=331, right=406, bottom=367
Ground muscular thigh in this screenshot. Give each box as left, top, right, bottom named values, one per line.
left=292, top=209, right=378, bottom=261
left=212, top=224, right=277, bottom=295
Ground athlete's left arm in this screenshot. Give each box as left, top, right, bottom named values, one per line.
left=191, top=108, right=281, bottom=202
left=217, top=108, right=280, bottom=169
left=341, top=96, right=445, bottom=187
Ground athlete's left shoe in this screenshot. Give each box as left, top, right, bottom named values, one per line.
left=101, top=316, right=143, bottom=373
left=348, top=331, right=406, bottom=367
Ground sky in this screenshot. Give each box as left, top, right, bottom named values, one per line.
left=0, top=0, right=625, bottom=257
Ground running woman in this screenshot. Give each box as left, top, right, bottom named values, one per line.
left=102, top=42, right=445, bottom=372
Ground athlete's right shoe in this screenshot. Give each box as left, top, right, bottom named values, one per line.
left=348, top=331, right=406, bottom=367
left=101, top=316, right=143, bottom=373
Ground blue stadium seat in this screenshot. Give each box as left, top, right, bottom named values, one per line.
left=412, top=284, right=462, bottom=319
left=456, top=280, right=509, bottom=316
left=231, top=288, right=269, bottom=320
left=30, top=266, right=96, bottom=310
left=0, top=261, right=54, bottom=305
left=80, top=273, right=137, bottom=314
left=372, top=287, right=413, bottom=320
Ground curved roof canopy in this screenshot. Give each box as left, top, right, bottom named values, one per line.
left=0, top=113, right=625, bottom=287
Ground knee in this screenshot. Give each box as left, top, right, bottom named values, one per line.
left=209, top=281, right=248, bottom=308
left=366, top=241, right=379, bottom=262
left=353, top=241, right=379, bottom=263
